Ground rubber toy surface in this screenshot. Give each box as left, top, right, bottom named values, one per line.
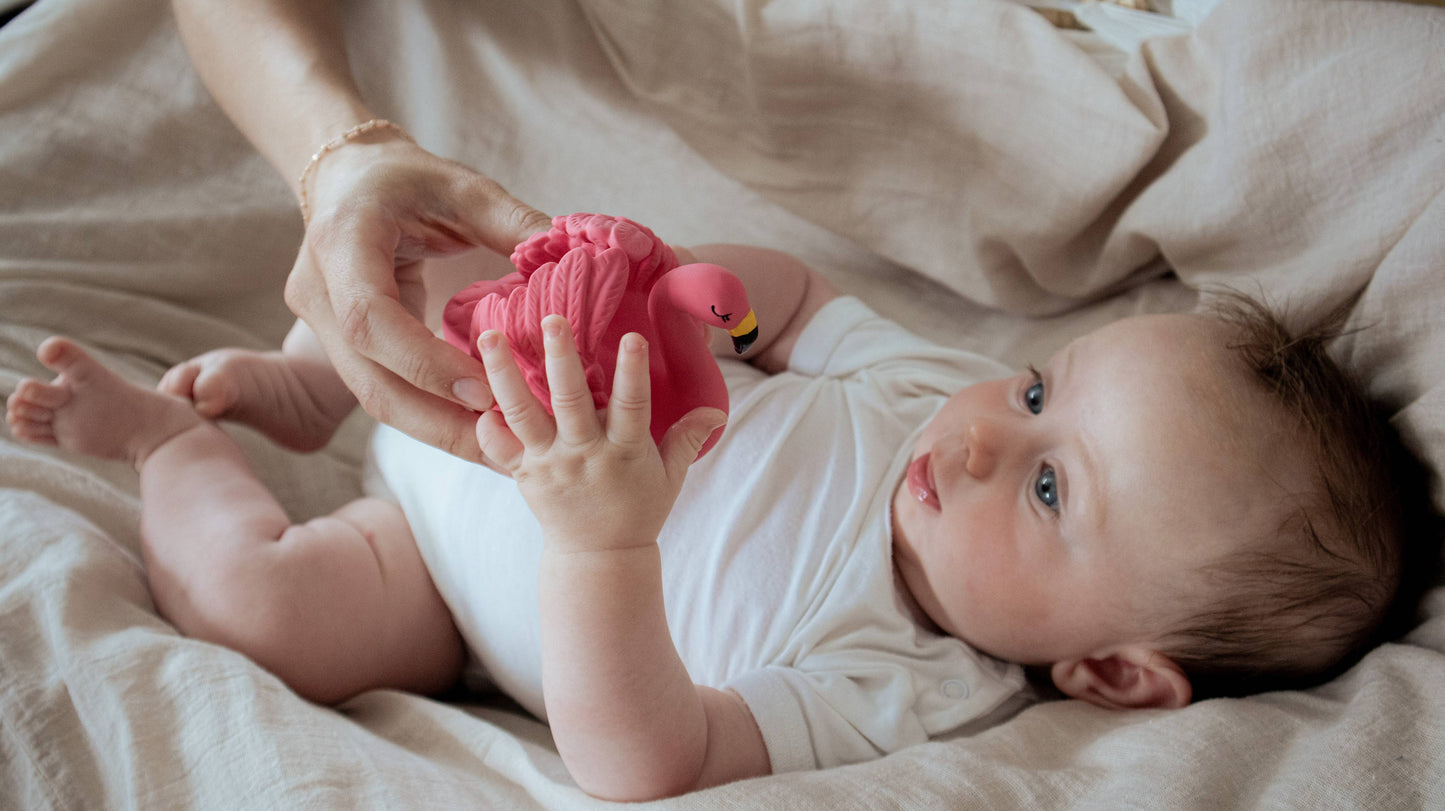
left=443, top=213, right=758, bottom=459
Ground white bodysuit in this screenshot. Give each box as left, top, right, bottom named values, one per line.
left=366, top=296, right=1029, bottom=773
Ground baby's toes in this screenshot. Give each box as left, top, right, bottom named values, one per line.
left=7, top=397, right=55, bottom=425
left=5, top=392, right=56, bottom=444
left=8, top=417, right=57, bottom=444
left=35, top=336, right=99, bottom=380
left=188, top=366, right=241, bottom=419
left=157, top=361, right=201, bottom=401
left=13, top=377, right=70, bottom=409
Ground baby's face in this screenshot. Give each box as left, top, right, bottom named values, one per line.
left=892, top=314, right=1287, bottom=666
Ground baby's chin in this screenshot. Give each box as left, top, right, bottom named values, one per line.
left=889, top=524, right=949, bottom=637
left=890, top=556, right=944, bottom=635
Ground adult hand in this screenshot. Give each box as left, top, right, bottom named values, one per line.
left=286, top=132, right=551, bottom=464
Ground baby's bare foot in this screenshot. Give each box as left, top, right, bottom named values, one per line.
left=157, top=349, right=353, bottom=452
left=6, top=337, right=203, bottom=469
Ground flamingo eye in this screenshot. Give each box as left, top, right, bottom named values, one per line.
left=711, top=305, right=732, bottom=323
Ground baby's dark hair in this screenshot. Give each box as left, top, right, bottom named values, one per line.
left=1158, top=289, right=1421, bottom=700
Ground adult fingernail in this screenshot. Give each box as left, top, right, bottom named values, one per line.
left=454, top=378, right=491, bottom=410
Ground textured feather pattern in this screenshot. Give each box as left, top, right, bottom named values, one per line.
left=474, top=246, right=629, bottom=411
left=443, top=213, right=739, bottom=460
left=441, top=275, right=523, bottom=354
left=511, top=213, right=678, bottom=292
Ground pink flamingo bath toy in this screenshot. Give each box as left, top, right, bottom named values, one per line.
left=443, top=213, right=757, bottom=458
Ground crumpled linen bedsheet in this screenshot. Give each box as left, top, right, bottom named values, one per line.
left=1, top=0, right=1441, bottom=807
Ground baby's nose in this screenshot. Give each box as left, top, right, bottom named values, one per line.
left=962, top=418, right=1002, bottom=479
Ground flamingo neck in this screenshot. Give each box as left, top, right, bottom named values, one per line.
left=646, top=272, right=715, bottom=389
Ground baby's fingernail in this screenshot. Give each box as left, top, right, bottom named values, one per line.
left=623, top=333, right=647, bottom=353
left=701, top=408, right=727, bottom=430
left=478, top=331, right=500, bottom=352
left=453, top=378, right=491, bottom=410
left=542, top=316, right=563, bottom=338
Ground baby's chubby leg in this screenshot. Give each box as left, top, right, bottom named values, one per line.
left=158, top=319, right=356, bottom=452
left=143, top=490, right=467, bottom=704
left=7, top=337, right=464, bottom=704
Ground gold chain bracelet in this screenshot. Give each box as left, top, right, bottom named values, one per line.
left=296, top=119, right=415, bottom=223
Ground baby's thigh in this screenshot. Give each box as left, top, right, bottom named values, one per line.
left=332, top=496, right=417, bottom=551
left=274, top=497, right=464, bottom=700
left=329, top=497, right=451, bottom=630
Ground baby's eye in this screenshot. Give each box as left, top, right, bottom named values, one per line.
left=1035, top=466, right=1059, bottom=511
left=1024, top=369, right=1045, bottom=415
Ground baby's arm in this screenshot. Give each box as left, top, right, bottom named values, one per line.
left=475, top=317, right=770, bottom=800
left=679, top=244, right=839, bottom=374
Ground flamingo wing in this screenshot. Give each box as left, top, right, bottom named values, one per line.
left=442, top=274, right=525, bottom=359
left=511, top=213, right=678, bottom=291
left=473, top=245, right=629, bottom=411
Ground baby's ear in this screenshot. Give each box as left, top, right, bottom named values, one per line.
left=1050, top=646, right=1192, bottom=710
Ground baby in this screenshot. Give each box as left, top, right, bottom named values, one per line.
left=4, top=241, right=1405, bottom=801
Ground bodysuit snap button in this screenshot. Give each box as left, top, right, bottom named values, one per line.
left=941, top=679, right=969, bottom=699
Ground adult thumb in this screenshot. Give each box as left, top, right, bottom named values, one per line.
left=661, top=408, right=727, bottom=480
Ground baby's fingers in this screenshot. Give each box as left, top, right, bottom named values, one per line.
left=605, top=333, right=652, bottom=448
left=541, top=316, right=602, bottom=445
left=659, top=407, right=728, bottom=484
left=474, top=409, right=525, bottom=472
left=478, top=330, right=554, bottom=450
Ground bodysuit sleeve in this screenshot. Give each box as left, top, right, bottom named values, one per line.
left=787, top=296, right=1011, bottom=393
left=725, top=635, right=1030, bottom=772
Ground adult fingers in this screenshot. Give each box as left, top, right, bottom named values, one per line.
left=604, top=332, right=652, bottom=448
left=541, top=316, right=602, bottom=445
left=286, top=264, right=487, bottom=462
left=478, top=330, right=554, bottom=450
left=446, top=174, right=553, bottom=256
left=291, top=217, right=494, bottom=414
left=337, top=346, right=487, bottom=464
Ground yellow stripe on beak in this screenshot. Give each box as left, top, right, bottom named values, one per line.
left=728, top=310, right=758, bottom=339
left=729, top=309, right=759, bottom=354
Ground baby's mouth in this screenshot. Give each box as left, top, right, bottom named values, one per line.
left=906, top=452, right=941, bottom=511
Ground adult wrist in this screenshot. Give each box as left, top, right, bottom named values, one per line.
left=295, top=118, right=416, bottom=223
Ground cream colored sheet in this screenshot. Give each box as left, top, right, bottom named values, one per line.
left=1, top=0, right=1441, bottom=808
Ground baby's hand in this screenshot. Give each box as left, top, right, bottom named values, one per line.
left=475, top=315, right=726, bottom=554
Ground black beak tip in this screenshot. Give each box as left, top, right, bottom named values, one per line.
left=732, top=327, right=759, bottom=354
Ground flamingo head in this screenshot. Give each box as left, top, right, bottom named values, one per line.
left=661, top=263, right=758, bottom=354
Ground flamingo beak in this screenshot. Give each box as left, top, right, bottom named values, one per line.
left=728, top=310, right=759, bottom=354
